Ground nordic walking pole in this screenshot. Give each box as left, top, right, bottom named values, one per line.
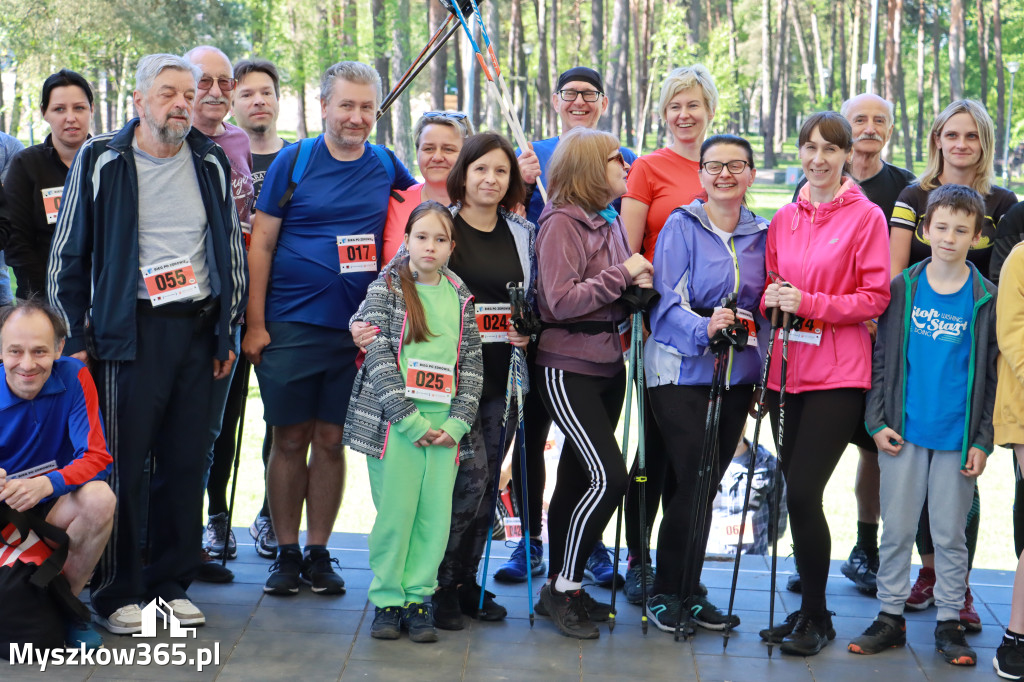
left=767, top=298, right=792, bottom=660
left=633, top=308, right=651, bottom=635
left=608, top=311, right=637, bottom=633
left=222, top=356, right=251, bottom=568
left=724, top=310, right=780, bottom=650
left=512, top=346, right=535, bottom=625
left=378, top=14, right=461, bottom=119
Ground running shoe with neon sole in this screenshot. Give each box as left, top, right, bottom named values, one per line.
left=935, top=620, right=977, bottom=666
left=848, top=613, right=906, bottom=654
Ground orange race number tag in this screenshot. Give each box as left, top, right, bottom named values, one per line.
left=405, top=359, right=455, bottom=404
left=779, top=317, right=823, bottom=346
left=337, top=234, right=377, bottom=273
left=140, top=257, right=200, bottom=306
left=241, top=222, right=252, bottom=251
left=41, top=187, right=63, bottom=225
left=476, top=303, right=511, bottom=343
left=713, top=306, right=760, bottom=350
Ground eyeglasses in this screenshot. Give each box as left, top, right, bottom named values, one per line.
left=701, top=160, right=751, bottom=175
left=557, top=89, right=602, bottom=102
left=607, top=152, right=628, bottom=168
left=423, top=111, right=468, bottom=120
left=198, top=76, right=237, bottom=92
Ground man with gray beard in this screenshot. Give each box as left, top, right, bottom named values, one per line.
left=48, top=53, right=247, bottom=634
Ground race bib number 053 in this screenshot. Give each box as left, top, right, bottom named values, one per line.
left=141, top=257, right=200, bottom=306
left=476, top=303, right=511, bottom=343
left=405, top=359, right=455, bottom=404
left=337, top=234, right=377, bottom=273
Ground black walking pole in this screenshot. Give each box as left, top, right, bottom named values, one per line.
left=222, top=356, right=250, bottom=568
left=633, top=309, right=651, bottom=635
left=767, top=299, right=792, bottom=659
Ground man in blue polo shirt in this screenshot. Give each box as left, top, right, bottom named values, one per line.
left=242, top=60, right=414, bottom=596
left=0, top=299, right=115, bottom=648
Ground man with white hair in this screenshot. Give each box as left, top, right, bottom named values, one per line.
left=242, top=61, right=413, bottom=599
left=48, top=53, right=247, bottom=634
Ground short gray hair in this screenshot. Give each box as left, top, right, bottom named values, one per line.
left=184, top=45, right=231, bottom=65
left=840, top=93, right=895, bottom=129
left=320, top=61, right=382, bottom=108
left=135, top=54, right=202, bottom=95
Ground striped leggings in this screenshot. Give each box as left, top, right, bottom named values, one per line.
left=538, top=366, right=627, bottom=582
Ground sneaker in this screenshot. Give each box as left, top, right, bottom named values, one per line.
left=301, top=548, right=346, bottom=595
left=534, top=585, right=613, bottom=623
left=65, top=620, right=104, bottom=649
left=841, top=546, right=879, bottom=594
left=686, top=594, right=740, bottom=631
left=786, top=572, right=802, bottom=593
left=196, top=547, right=234, bottom=583
left=760, top=611, right=801, bottom=643
left=906, top=567, right=936, bottom=610
left=779, top=611, right=835, bottom=656
left=995, top=635, right=1024, bottom=679
left=646, top=593, right=691, bottom=634
left=249, top=514, right=278, bottom=559
left=960, top=587, right=982, bottom=632
left=370, top=606, right=402, bottom=640
left=494, top=537, right=545, bottom=583
left=97, top=604, right=143, bottom=635
left=432, top=585, right=464, bottom=630
left=935, top=619, right=977, bottom=665
left=623, top=564, right=655, bottom=605
left=204, top=512, right=237, bottom=559
left=695, top=581, right=708, bottom=597
left=848, top=612, right=906, bottom=654
left=264, top=548, right=302, bottom=595
left=538, top=584, right=599, bottom=639
left=403, top=602, right=439, bottom=643
left=584, top=541, right=624, bottom=588
left=166, top=598, right=205, bottom=626
left=458, top=581, right=507, bottom=621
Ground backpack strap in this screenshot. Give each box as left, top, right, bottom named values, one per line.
left=370, top=144, right=397, bottom=187
left=276, top=136, right=318, bottom=209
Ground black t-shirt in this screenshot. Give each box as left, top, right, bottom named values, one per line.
left=448, top=213, right=525, bottom=398
left=251, top=140, right=293, bottom=200
left=991, top=199, right=1024, bottom=283
left=891, top=182, right=1018, bottom=275
left=792, top=161, right=915, bottom=222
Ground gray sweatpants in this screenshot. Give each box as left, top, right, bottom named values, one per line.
left=877, top=440, right=976, bottom=622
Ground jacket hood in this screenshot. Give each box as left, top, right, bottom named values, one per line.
left=107, top=118, right=217, bottom=158
left=678, top=199, right=768, bottom=237
left=793, top=176, right=870, bottom=221
left=539, top=202, right=609, bottom=231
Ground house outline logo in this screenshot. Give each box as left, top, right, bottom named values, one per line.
left=133, top=598, right=197, bottom=638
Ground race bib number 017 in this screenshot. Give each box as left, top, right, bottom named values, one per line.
left=405, top=359, right=455, bottom=404
left=337, top=234, right=377, bottom=273
left=141, top=257, right=200, bottom=306
left=476, top=303, right=511, bottom=343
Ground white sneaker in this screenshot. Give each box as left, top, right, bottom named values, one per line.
left=166, top=598, right=206, bottom=626
left=97, top=604, right=143, bottom=635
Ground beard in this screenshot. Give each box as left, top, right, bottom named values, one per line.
left=144, top=103, right=191, bottom=145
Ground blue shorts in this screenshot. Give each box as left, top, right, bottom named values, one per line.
left=255, top=321, right=358, bottom=427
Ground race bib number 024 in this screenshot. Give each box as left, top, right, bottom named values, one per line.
left=141, top=257, right=200, bottom=306
left=405, top=359, right=455, bottom=404
left=476, top=303, right=511, bottom=343
left=779, top=317, right=824, bottom=346
left=337, top=234, right=377, bottom=273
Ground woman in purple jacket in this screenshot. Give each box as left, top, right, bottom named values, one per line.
left=534, top=126, right=654, bottom=639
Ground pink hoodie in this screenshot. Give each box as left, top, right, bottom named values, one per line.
left=759, top=178, right=891, bottom=393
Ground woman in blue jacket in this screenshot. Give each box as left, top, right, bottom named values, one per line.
left=643, top=134, right=768, bottom=633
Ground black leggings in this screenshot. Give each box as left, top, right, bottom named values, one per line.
left=539, top=366, right=627, bottom=582
left=767, top=388, right=863, bottom=615
left=650, top=383, right=753, bottom=597
left=207, top=358, right=249, bottom=516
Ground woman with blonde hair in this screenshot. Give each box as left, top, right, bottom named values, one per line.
left=534, top=126, right=654, bottom=639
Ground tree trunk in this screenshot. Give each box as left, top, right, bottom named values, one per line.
left=0, top=60, right=5, bottom=133
left=429, top=0, right=448, bottom=110
left=976, top=0, right=988, bottom=107
left=992, top=0, right=1005, bottom=169
left=549, top=0, right=559, bottom=97
left=591, top=0, right=603, bottom=68
left=688, top=0, right=702, bottom=46
left=931, top=10, right=941, bottom=119
left=915, top=0, right=926, bottom=162
left=791, top=1, right=817, bottom=107
left=776, top=65, right=789, bottom=155
left=810, top=8, right=827, bottom=105
left=509, top=0, right=526, bottom=129
left=761, top=0, right=776, bottom=169
left=727, top=0, right=742, bottom=132
left=391, top=0, right=413, bottom=166
left=372, top=0, right=391, bottom=147
left=767, top=0, right=790, bottom=158
left=486, top=0, right=501, bottom=132
left=91, top=68, right=103, bottom=134
left=290, top=8, right=307, bottom=139
left=534, top=0, right=551, bottom=139
left=948, top=0, right=963, bottom=99
left=833, top=0, right=845, bottom=107
left=605, top=0, right=629, bottom=135
left=849, top=0, right=861, bottom=99
left=882, top=0, right=896, bottom=161
left=341, top=0, right=358, bottom=58
left=9, top=73, right=21, bottom=139
left=453, top=36, right=464, bottom=113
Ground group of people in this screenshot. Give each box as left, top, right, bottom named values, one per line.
left=2, top=44, right=1024, bottom=681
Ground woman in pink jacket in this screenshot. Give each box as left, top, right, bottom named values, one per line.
left=759, top=111, right=891, bottom=656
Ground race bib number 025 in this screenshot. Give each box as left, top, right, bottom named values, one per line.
left=141, top=257, right=200, bottom=306
left=476, top=303, right=511, bottom=343
left=405, top=359, right=455, bottom=404
left=337, top=234, right=377, bottom=273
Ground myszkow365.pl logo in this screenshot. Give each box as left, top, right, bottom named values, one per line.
left=8, top=598, right=220, bottom=672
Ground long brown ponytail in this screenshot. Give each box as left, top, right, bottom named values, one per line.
left=389, top=201, right=456, bottom=344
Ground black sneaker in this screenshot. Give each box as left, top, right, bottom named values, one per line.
left=535, top=585, right=612, bottom=622
left=196, top=548, right=234, bottom=583
left=935, top=619, right=977, bottom=666
left=779, top=611, right=835, bottom=656
left=686, top=594, right=740, bottom=631
left=432, top=585, right=464, bottom=630
left=538, top=584, right=599, bottom=639
left=370, top=606, right=402, bottom=640
left=623, top=564, right=655, bottom=605
left=760, top=611, right=800, bottom=643
left=995, top=635, right=1024, bottom=679
left=403, top=602, right=439, bottom=643
left=458, top=581, right=506, bottom=621
left=264, top=548, right=302, bottom=595
left=301, top=549, right=346, bottom=595
left=205, top=512, right=237, bottom=559
left=848, top=612, right=906, bottom=654
left=646, top=593, right=686, bottom=634
left=841, top=546, right=879, bottom=595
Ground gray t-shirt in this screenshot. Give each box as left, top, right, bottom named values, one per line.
left=133, top=138, right=212, bottom=301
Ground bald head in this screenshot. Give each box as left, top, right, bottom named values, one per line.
left=841, top=93, right=895, bottom=157
left=186, top=46, right=234, bottom=135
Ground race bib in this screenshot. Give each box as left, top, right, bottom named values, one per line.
left=476, top=303, right=511, bottom=343
left=735, top=308, right=759, bottom=349
left=241, top=221, right=252, bottom=251
left=710, top=512, right=755, bottom=548
left=618, top=320, right=631, bottom=361
left=337, top=234, right=377, bottom=273
left=41, top=186, right=63, bottom=225
left=140, top=257, right=201, bottom=306
left=405, top=359, right=455, bottom=404
left=778, top=317, right=823, bottom=346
